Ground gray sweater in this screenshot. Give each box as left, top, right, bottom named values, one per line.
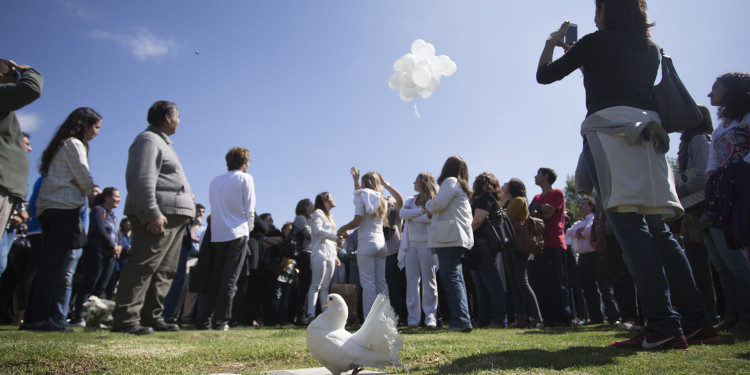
left=124, top=126, right=195, bottom=224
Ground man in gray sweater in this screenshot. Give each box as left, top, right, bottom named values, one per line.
left=112, top=101, right=195, bottom=335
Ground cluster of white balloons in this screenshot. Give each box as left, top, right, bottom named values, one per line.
left=388, top=39, right=457, bottom=102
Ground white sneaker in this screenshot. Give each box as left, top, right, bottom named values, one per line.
left=71, top=320, right=86, bottom=327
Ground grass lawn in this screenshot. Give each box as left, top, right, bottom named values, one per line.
left=1, top=324, right=748, bottom=374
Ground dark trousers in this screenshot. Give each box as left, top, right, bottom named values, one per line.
left=25, top=208, right=80, bottom=324
left=606, top=234, right=639, bottom=323
left=162, top=243, right=191, bottom=321
left=529, top=247, right=572, bottom=326
left=294, top=251, right=312, bottom=322
left=684, top=240, right=719, bottom=322
left=578, top=253, right=604, bottom=323
left=385, top=253, right=407, bottom=325
left=198, top=236, right=247, bottom=328
left=73, top=246, right=116, bottom=322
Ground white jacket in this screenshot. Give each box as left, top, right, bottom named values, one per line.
left=425, top=177, right=474, bottom=250
left=310, top=209, right=338, bottom=261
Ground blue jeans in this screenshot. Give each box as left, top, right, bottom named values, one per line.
left=436, top=247, right=472, bottom=329
left=0, top=228, right=17, bottom=276
left=703, top=227, right=750, bottom=322
left=582, top=139, right=709, bottom=335
left=470, top=239, right=507, bottom=326
left=73, top=246, right=116, bottom=322
left=162, top=242, right=191, bottom=321
left=51, top=248, right=83, bottom=324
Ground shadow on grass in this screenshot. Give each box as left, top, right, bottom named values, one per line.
left=433, top=345, right=637, bottom=373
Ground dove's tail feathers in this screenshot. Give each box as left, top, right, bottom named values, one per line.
left=351, top=293, right=403, bottom=366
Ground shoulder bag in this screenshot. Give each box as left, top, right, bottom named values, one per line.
left=484, top=207, right=516, bottom=253
left=652, top=44, right=703, bottom=133
left=515, top=216, right=545, bottom=255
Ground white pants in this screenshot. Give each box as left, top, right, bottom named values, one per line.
left=357, top=240, right=388, bottom=318
left=307, top=253, right=335, bottom=317
left=404, top=240, right=438, bottom=326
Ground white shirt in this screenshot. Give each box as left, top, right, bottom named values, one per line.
left=209, top=170, right=255, bottom=242
left=565, top=213, right=595, bottom=254
left=353, top=188, right=384, bottom=243
left=36, top=138, right=93, bottom=216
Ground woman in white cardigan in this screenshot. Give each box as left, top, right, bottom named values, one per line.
left=400, top=172, right=439, bottom=328
left=306, top=192, right=341, bottom=323
left=338, top=168, right=402, bottom=318
left=424, top=156, right=474, bottom=332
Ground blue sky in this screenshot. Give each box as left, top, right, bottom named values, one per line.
left=6, top=0, right=749, bottom=224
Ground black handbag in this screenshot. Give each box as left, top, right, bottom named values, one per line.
left=652, top=45, right=703, bottom=133
left=484, top=208, right=516, bottom=253
left=70, top=218, right=87, bottom=249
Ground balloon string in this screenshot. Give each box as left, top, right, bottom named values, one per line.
left=413, top=103, right=422, bottom=122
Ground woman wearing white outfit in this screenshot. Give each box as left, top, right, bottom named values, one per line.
left=306, top=192, right=341, bottom=322
left=400, top=172, right=439, bottom=328
left=338, top=168, right=402, bottom=318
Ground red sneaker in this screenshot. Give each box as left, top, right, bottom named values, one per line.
left=610, top=330, right=688, bottom=350
left=683, top=324, right=721, bottom=345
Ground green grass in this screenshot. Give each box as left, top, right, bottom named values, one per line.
left=1, top=324, right=748, bottom=374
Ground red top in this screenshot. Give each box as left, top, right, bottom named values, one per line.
left=532, top=189, right=567, bottom=250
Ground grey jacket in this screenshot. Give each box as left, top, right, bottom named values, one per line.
left=124, top=126, right=195, bottom=224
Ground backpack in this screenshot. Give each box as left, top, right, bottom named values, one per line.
left=484, top=207, right=517, bottom=253
left=515, top=216, right=545, bottom=255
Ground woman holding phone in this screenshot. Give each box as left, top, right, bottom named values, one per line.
left=536, top=0, right=717, bottom=349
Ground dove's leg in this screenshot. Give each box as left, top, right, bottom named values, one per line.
left=351, top=366, right=364, bottom=375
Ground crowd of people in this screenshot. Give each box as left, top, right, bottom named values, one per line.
left=1, top=0, right=749, bottom=351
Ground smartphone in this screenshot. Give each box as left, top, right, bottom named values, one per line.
left=565, top=23, right=578, bottom=46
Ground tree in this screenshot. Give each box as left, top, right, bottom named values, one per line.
left=563, top=174, right=596, bottom=222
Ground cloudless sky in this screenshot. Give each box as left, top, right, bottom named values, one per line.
left=5, top=0, right=749, bottom=224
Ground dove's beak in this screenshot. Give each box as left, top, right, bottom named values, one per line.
left=322, top=301, right=328, bottom=308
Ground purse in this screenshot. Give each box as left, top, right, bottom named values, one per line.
left=515, top=217, right=545, bottom=255
left=652, top=44, right=703, bottom=133
left=484, top=207, right=516, bottom=253
left=70, top=218, right=87, bottom=249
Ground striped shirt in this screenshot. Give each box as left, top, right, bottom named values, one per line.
left=36, top=138, right=93, bottom=216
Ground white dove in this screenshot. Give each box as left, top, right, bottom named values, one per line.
left=306, top=293, right=404, bottom=375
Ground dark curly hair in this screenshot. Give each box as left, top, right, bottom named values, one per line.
left=595, top=0, right=654, bottom=37
left=472, top=172, right=502, bottom=201
left=716, top=72, right=750, bottom=123
left=39, top=107, right=101, bottom=175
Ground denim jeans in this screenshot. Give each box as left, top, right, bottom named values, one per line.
left=163, top=242, right=191, bottom=321
left=73, top=246, right=116, bottom=322
left=51, top=247, right=82, bottom=325
left=703, top=227, right=750, bottom=322
left=25, top=208, right=81, bottom=324
left=469, top=239, right=507, bottom=326
left=436, top=247, right=472, bottom=329
left=0, top=228, right=17, bottom=276
left=582, top=139, right=709, bottom=335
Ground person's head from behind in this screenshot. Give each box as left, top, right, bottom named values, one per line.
left=594, top=0, right=654, bottom=37
left=282, top=221, right=293, bottom=237
left=225, top=146, right=250, bottom=171
left=0, top=59, right=19, bottom=84
left=147, top=101, right=179, bottom=135
left=93, top=187, right=120, bottom=209
left=437, top=156, right=472, bottom=196
left=535, top=167, right=557, bottom=186
left=361, top=172, right=387, bottom=221
left=472, top=172, right=502, bottom=201
left=504, top=178, right=527, bottom=199
left=39, top=107, right=102, bottom=175
left=709, top=72, right=750, bottom=123
left=295, top=198, right=314, bottom=219
left=413, top=172, right=437, bottom=202
left=314, top=192, right=336, bottom=217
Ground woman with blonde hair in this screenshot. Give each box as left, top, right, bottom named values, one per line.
left=338, top=168, right=402, bottom=318
left=400, top=172, right=439, bottom=328
left=306, top=192, right=341, bottom=323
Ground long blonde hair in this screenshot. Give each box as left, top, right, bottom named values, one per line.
left=361, top=172, right=387, bottom=223
left=416, top=172, right=437, bottom=206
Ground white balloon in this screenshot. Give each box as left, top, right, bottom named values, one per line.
left=431, top=55, right=451, bottom=76
left=427, top=77, right=440, bottom=92
left=393, top=53, right=416, bottom=73
left=410, top=39, right=427, bottom=55
left=401, top=85, right=417, bottom=98
left=403, top=75, right=416, bottom=89
left=388, top=71, right=406, bottom=90
left=443, top=59, right=457, bottom=77
left=412, top=66, right=432, bottom=88
left=413, top=41, right=435, bottom=60
left=418, top=88, right=434, bottom=99
left=399, top=91, right=414, bottom=102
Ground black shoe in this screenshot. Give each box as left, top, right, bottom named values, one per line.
left=111, top=325, right=155, bottom=335
left=151, top=321, right=180, bottom=332
left=21, top=320, right=73, bottom=332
